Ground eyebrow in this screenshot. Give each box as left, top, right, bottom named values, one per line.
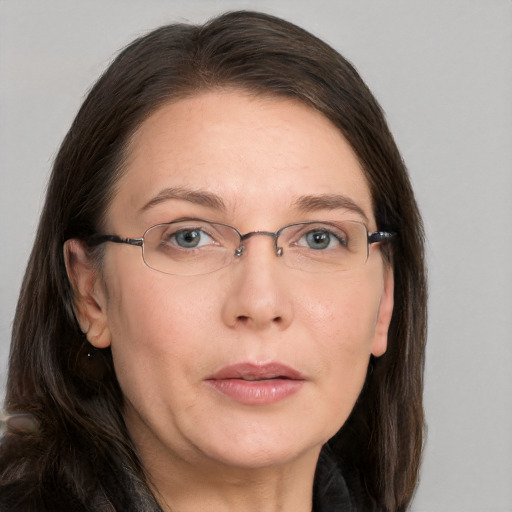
left=292, top=194, right=369, bottom=223
left=141, top=187, right=369, bottom=223
left=141, top=186, right=226, bottom=211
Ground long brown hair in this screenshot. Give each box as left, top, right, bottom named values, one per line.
left=1, top=11, right=426, bottom=511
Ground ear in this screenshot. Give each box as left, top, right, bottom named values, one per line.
left=63, top=239, right=112, bottom=348
left=371, top=265, right=394, bottom=357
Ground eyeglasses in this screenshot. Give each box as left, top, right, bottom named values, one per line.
left=86, top=218, right=395, bottom=276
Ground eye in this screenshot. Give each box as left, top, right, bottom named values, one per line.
left=171, top=228, right=214, bottom=248
left=300, top=228, right=347, bottom=250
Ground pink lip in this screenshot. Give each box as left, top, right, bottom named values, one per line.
left=205, top=363, right=305, bottom=405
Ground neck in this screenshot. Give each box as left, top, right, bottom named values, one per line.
left=144, top=446, right=320, bottom=512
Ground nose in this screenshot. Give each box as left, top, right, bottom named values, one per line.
left=221, top=235, right=293, bottom=331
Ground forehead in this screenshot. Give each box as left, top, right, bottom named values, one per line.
left=110, top=90, right=374, bottom=229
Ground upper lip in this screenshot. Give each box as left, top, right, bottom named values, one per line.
left=206, top=362, right=305, bottom=381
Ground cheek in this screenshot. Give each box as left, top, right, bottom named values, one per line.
left=298, top=271, right=382, bottom=351
left=104, top=269, right=219, bottom=392
left=296, top=273, right=383, bottom=418
left=107, top=263, right=214, bottom=339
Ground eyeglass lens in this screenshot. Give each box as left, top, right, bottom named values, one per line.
left=140, top=219, right=370, bottom=276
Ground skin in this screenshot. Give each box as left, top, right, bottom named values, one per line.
left=66, top=90, right=394, bottom=512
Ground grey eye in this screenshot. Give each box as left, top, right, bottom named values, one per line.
left=305, top=230, right=332, bottom=250
left=173, top=229, right=213, bottom=248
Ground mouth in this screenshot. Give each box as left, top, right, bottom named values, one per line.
left=206, top=362, right=304, bottom=381
left=205, top=363, right=305, bottom=405
left=237, top=375, right=292, bottom=381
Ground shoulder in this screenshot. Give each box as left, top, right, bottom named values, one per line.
left=0, top=432, right=160, bottom=512
left=0, top=433, right=94, bottom=512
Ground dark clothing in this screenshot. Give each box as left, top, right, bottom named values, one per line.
left=313, top=448, right=357, bottom=511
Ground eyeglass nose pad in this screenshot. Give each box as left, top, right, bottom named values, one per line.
left=234, top=243, right=282, bottom=257
left=272, top=235, right=283, bottom=257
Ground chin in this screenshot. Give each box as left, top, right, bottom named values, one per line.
left=189, top=415, right=338, bottom=471
left=203, top=439, right=322, bottom=471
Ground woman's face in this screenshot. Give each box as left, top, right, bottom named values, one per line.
left=71, top=90, right=393, bottom=474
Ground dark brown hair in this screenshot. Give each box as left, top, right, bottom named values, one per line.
left=0, top=11, right=426, bottom=511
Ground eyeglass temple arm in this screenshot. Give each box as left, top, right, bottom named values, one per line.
left=85, top=234, right=143, bottom=247
left=368, top=231, right=396, bottom=245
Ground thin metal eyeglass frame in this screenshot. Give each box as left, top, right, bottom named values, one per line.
left=85, top=219, right=396, bottom=273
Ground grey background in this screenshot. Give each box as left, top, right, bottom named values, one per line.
left=1, top=1, right=511, bottom=510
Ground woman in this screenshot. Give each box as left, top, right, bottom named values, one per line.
left=0, top=11, right=426, bottom=512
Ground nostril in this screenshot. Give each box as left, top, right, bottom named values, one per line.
left=235, top=314, right=283, bottom=325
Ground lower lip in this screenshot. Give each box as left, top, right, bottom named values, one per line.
left=206, top=378, right=304, bottom=405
